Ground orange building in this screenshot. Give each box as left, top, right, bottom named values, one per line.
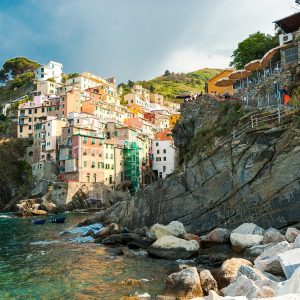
left=169, top=113, right=180, bottom=128
left=154, top=128, right=173, bottom=141
left=206, top=69, right=234, bottom=95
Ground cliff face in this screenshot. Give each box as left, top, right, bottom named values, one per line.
left=0, top=138, right=33, bottom=211
left=119, top=97, right=300, bottom=234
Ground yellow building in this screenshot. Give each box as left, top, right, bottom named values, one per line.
left=169, top=113, right=180, bottom=128
left=206, top=69, right=234, bottom=95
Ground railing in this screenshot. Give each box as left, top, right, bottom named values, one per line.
left=212, top=106, right=298, bottom=148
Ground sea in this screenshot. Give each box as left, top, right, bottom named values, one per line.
left=0, top=212, right=178, bottom=300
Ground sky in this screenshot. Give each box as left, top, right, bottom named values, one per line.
left=0, top=0, right=298, bottom=83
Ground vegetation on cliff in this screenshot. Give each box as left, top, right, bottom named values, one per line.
left=119, top=68, right=222, bottom=102
left=230, top=31, right=279, bottom=69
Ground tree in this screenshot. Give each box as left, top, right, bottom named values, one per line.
left=2, top=57, right=40, bottom=79
left=230, top=32, right=279, bottom=69
left=127, top=80, right=134, bottom=88
left=164, top=70, right=171, bottom=76
left=149, top=85, right=155, bottom=93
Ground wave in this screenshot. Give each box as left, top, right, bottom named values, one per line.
left=30, top=240, right=64, bottom=246
left=0, top=215, right=13, bottom=219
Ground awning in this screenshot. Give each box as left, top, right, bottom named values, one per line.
left=274, top=12, right=300, bottom=33
left=215, top=77, right=235, bottom=87
left=261, top=46, right=281, bottom=63
left=228, top=69, right=252, bottom=80
left=245, top=59, right=268, bottom=72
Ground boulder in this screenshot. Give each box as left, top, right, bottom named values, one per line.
left=101, top=233, right=140, bottom=246
left=94, top=226, right=111, bottom=239
left=127, top=237, right=153, bottom=249
left=221, top=275, right=260, bottom=299
left=133, top=226, right=148, bottom=237
left=256, top=286, right=276, bottom=298
left=147, top=235, right=199, bottom=260
left=237, top=265, right=268, bottom=282
left=285, top=227, right=300, bottom=243
left=232, top=223, right=264, bottom=235
left=40, top=201, right=56, bottom=212
left=199, top=269, right=218, bottom=295
left=163, top=267, right=203, bottom=299
left=221, top=258, right=253, bottom=283
left=244, top=243, right=276, bottom=257
left=262, top=228, right=286, bottom=244
left=278, top=267, right=300, bottom=295
left=230, top=233, right=263, bottom=251
left=206, top=290, right=248, bottom=299
left=204, top=228, right=230, bottom=244
left=108, top=223, right=120, bottom=234
left=254, top=241, right=292, bottom=275
left=147, top=221, right=186, bottom=240
left=277, top=248, right=300, bottom=279
left=184, top=234, right=201, bottom=245
left=294, top=235, right=300, bottom=248
left=31, top=209, right=48, bottom=215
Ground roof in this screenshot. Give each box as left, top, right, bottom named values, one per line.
left=208, top=69, right=234, bottom=83
left=274, top=12, right=300, bottom=33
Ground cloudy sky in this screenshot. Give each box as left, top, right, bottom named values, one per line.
left=0, top=0, right=298, bottom=82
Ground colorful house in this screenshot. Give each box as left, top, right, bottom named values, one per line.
left=206, top=69, right=234, bottom=95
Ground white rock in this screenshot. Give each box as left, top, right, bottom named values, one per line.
left=232, top=223, right=264, bottom=235
left=277, top=248, right=300, bottom=279
left=147, top=235, right=199, bottom=259
left=254, top=241, right=292, bottom=275
left=222, top=275, right=260, bottom=298
left=147, top=221, right=186, bottom=240
left=278, top=267, right=300, bottom=295
left=285, top=227, right=300, bottom=243
left=230, top=233, right=263, bottom=250
left=293, top=235, right=300, bottom=248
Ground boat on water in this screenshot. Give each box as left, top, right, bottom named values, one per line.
left=50, top=217, right=66, bottom=224
left=32, top=219, right=46, bottom=225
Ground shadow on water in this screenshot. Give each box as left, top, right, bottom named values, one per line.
left=0, top=213, right=177, bottom=299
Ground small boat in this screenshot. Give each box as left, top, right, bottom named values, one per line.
left=32, top=219, right=46, bottom=225
left=50, top=217, right=66, bottom=224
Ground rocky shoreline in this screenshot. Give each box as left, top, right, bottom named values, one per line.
left=75, top=213, right=300, bottom=299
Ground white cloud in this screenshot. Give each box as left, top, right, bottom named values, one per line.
left=162, top=48, right=231, bottom=73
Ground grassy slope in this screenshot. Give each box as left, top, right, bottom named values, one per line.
left=136, top=68, right=223, bottom=101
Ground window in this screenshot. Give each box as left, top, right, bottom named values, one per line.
left=34, top=108, right=37, bottom=113
left=20, top=126, right=23, bottom=133
left=156, top=157, right=161, bottom=162
left=83, top=137, right=88, bottom=143
left=156, top=142, right=159, bottom=146
left=91, top=162, right=95, bottom=168
left=284, top=47, right=298, bottom=64
left=29, top=118, right=32, bottom=122
left=163, top=149, right=166, bottom=154
left=111, top=164, right=114, bottom=170
left=29, top=125, right=32, bottom=130
left=110, top=154, right=113, bottom=159
left=114, top=130, right=118, bottom=137
left=28, top=109, right=32, bottom=114
left=92, top=138, right=96, bottom=144
left=67, top=128, right=71, bottom=134
left=157, top=150, right=160, bottom=154
left=163, top=166, right=166, bottom=172
left=83, top=150, right=87, bottom=155
left=98, top=162, right=101, bottom=169
left=92, top=150, right=95, bottom=156
left=84, top=161, right=87, bottom=167
left=163, top=157, right=166, bottom=161
left=109, top=175, right=113, bottom=184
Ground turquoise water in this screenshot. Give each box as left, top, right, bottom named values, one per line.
left=0, top=213, right=177, bottom=300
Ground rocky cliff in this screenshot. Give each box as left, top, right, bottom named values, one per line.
left=115, top=98, right=300, bottom=235
left=0, top=138, right=33, bottom=211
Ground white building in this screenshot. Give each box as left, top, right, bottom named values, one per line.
left=152, top=140, right=178, bottom=179
left=36, top=80, right=62, bottom=96
left=35, top=61, right=63, bottom=83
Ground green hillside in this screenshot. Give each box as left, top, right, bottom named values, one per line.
left=136, top=68, right=223, bottom=100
